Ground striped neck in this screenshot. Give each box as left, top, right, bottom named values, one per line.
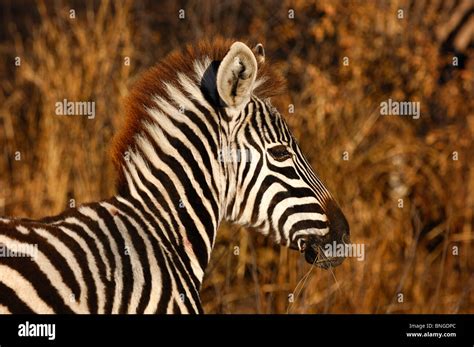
left=114, top=90, right=230, bottom=285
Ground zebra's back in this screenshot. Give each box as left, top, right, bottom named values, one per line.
left=0, top=198, right=202, bottom=314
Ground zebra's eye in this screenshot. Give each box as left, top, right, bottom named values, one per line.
left=268, top=145, right=292, bottom=161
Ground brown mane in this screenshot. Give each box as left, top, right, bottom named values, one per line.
left=111, top=38, right=286, bottom=188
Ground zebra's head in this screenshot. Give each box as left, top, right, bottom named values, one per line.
left=216, top=42, right=350, bottom=268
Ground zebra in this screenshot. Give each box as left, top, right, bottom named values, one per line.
left=0, top=39, right=349, bottom=314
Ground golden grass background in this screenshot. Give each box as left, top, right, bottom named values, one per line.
left=0, top=0, right=472, bottom=313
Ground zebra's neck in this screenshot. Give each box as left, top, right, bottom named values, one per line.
left=113, top=75, right=234, bottom=285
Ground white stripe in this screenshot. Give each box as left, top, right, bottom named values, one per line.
left=0, top=265, right=54, bottom=313
left=33, top=227, right=90, bottom=312
left=149, top=88, right=220, bottom=196
left=72, top=208, right=123, bottom=313
left=118, top=193, right=204, bottom=287
left=0, top=303, right=11, bottom=313
left=115, top=197, right=165, bottom=314
left=58, top=225, right=106, bottom=313
left=53, top=216, right=113, bottom=282
left=0, top=234, right=78, bottom=313
left=16, top=225, right=30, bottom=235
left=102, top=201, right=163, bottom=314
left=125, top=156, right=177, bottom=243
left=193, top=57, right=212, bottom=82
left=100, top=207, right=143, bottom=314
left=167, top=255, right=200, bottom=313
left=161, top=250, right=188, bottom=314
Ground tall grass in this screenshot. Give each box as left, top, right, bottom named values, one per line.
left=0, top=0, right=472, bottom=313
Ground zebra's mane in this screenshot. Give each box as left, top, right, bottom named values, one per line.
left=112, top=38, right=286, bottom=188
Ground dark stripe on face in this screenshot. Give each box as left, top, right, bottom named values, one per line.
left=291, top=144, right=332, bottom=202
left=253, top=101, right=275, bottom=143
left=251, top=175, right=317, bottom=225
left=236, top=128, right=264, bottom=221
left=267, top=192, right=326, bottom=242
left=258, top=99, right=280, bottom=143
left=278, top=203, right=328, bottom=240
left=232, top=102, right=253, bottom=139
left=288, top=220, right=329, bottom=238
left=235, top=144, right=252, bottom=183
left=265, top=160, right=300, bottom=180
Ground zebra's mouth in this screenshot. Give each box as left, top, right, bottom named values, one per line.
left=304, top=245, right=345, bottom=269
left=298, top=237, right=346, bottom=269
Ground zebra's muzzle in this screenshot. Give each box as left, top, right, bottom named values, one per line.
left=303, top=241, right=345, bottom=269
left=301, top=227, right=350, bottom=269
left=303, top=200, right=351, bottom=269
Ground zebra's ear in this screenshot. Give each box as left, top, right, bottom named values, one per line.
left=254, top=43, right=265, bottom=63
left=217, top=41, right=258, bottom=108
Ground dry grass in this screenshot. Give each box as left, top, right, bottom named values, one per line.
left=0, top=0, right=472, bottom=313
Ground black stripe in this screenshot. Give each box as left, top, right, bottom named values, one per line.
left=278, top=203, right=328, bottom=242
left=57, top=220, right=114, bottom=313
left=114, top=211, right=151, bottom=314
left=0, top=281, right=35, bottom=314
left=38, top=224, right=98, bottom=313
left=289, top=220, right=329, bottom=236
left=0, top=245, right=74, bottom=313
left=237, top=127, right=264, bottom=221
left=92, top=205, right=134, bottom=314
